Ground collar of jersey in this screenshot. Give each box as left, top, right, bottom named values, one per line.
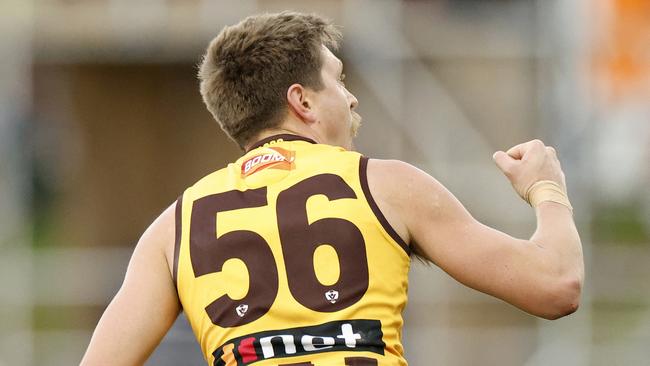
left=246, top=134, right=317, bottom=152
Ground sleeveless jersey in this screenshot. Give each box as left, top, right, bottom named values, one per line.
left=174, top=134, right=411, bottom=366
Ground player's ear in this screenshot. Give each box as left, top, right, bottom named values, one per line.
left=287, top=84, right=317, bottom=124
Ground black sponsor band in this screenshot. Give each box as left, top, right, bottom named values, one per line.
left=213, top=319, right=385, bottom=366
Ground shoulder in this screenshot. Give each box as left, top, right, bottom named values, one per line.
left=364, top=158, right=447, bottom=200
left=189, top=165, right=234, bottom=192
left=365, top=158, right=416, bottom=177
left=141, top=201, right=177, bottom=245
left=139, top=199, right=179, bottom=279
left=363, top=158, right=463, bottom=244
left=362, top=159, right=435, bottom=246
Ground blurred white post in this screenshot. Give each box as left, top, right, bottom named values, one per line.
left=0, top=0, right=34, bottom=365
left=525, top=0, right=593, bottom=364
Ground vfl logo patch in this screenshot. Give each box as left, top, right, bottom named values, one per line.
left=241, top=147, right=295, bottom=178
left=212, top=319, right=385, bottom=366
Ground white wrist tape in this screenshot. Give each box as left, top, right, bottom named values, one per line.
left=524, top=180, right=572, bottom=210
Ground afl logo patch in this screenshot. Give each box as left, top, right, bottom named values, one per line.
left=325, top=290, right=339, bottom=304
left=236, top=304, right=249, bottom=317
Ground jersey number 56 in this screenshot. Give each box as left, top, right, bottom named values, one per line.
left=189, top=174, right=370, bottom=328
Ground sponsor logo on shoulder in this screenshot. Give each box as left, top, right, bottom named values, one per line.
left=213, top=319, right=385, bottom=366
left=241, top=147, right=295, bottom=178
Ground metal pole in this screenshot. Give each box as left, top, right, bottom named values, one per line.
left=0, top=0, right=34, bottom=365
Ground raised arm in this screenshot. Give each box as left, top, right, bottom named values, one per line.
left=80, top=202, right=181, bottom=365
left=367, top=140, right=583, bottom=320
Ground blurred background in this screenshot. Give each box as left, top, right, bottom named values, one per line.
left=1, top=0, right=649, bottom=365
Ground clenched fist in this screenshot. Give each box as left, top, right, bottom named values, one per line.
left=492, top=139, right=567, bottom=201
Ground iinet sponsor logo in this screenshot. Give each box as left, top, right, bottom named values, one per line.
left=241, top=147, right=295, bottom=178
left=213, top=319, right=385, bottom=366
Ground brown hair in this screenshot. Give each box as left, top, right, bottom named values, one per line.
left=198, top=11, right=342, bottom=148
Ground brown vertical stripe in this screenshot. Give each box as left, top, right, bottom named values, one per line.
left=172, top=194, right=183, bottom=289
left=359, top=156, right=410, bottom=255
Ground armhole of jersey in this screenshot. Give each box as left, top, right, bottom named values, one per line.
left=173, top=194, right=183, bottom=289
left=358, top=156, right=411, bottom=256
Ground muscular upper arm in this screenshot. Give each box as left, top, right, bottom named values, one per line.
left=81, top=202, right=181, bottom=366
left=367, top=159, right=566, bottom=317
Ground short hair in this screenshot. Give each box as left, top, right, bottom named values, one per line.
left=198, top=11, right=342, bottom=148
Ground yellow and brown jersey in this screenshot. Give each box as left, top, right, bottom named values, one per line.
left=174, top=135, right=411, bottom=366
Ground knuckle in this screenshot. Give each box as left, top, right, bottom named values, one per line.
left=531, top=139, right=545, bottom=148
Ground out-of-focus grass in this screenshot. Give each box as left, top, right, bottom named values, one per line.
left=591, top=203, right=649, bottom=246
left=591, top=300, right=649, bottom=343
left=32, top=305, right=104, bottom=330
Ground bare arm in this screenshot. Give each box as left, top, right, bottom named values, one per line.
left=80, top=203, right=181, bottom=365
left=368, top=140, right=583, bottom=320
